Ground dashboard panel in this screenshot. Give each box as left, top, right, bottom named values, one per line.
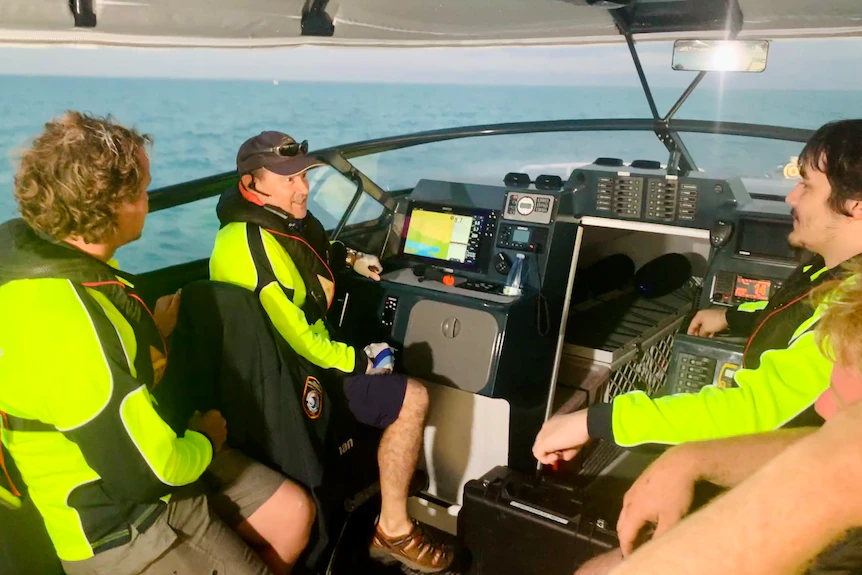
left=564, top=163, right=733, bottom=230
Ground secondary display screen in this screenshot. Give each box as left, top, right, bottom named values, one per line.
left=734, top=276, right=772, bottom=301
left=400, top=202, right=496, bottom=271
left=511, top=227, right=531, bottom=244
left=735, top=218, right=801, bottom=262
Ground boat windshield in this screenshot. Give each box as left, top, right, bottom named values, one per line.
left=345, top=37, right=862, bottom=195
left=2, top=38, right=860, bottom=272
left=348, top=130, right=805, bottom=195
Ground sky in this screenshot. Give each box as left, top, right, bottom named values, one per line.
left=0, top=38, right=860, bottom=89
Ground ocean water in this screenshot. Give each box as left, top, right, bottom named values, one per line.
left=1, top=76, right=861, bottom=272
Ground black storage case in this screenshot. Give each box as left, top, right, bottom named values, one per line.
left=459, top=466, right=619, bottom=575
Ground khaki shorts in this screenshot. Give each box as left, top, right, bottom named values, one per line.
left=62, top=448, right=284, bottom=575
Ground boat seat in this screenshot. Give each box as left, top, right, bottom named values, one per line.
left=157, top=279, right=385, bottom=573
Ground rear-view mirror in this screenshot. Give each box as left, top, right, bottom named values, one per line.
left=672, top=40, right=769, bottom=73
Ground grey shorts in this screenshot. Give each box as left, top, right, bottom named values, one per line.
left=61, top=448, right=284, bottom=575
left=205, top=446, right=284, bottom=529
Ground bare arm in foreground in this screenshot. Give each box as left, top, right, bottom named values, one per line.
left=575, top=427, right=816, bottom=575
left=609, top=400, right=862, bottom=575
left=616, top=426, right=817, bottom=555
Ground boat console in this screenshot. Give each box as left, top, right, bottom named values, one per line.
left=561, top=163, right=801, bottom=399
left=330, top=158, right=801, bottom=543
left=334, top=180, right=578, bottom=504
left=390, top=181, right=570, bottom=302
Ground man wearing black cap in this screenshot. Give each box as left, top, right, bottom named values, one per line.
left=208, top=132, right=453, bottom=573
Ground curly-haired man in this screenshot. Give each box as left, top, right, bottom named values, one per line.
left=0, top=111, right=314, bottom=575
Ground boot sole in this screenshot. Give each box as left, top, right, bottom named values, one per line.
left=369, top=545, right=452, bottom=574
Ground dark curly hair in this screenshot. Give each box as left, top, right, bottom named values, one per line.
left=13, top=111, right=152, bottom=243
left=798, top=119, right=862, bottom=216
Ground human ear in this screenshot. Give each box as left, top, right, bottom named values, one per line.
left=846, top=199, right=862, bottom=220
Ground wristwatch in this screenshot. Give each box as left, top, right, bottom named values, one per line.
left=345, top=247, right=362, bottom=267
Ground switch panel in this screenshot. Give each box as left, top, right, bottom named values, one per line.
left=381, top=295, right=399, bottom=329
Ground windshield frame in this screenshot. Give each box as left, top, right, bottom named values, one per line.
left=147, top=118, right=813, bottom=217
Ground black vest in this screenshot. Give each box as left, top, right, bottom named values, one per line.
left=160, top=190, right=378, bottom=571
left=160, top=279, right=380, bottom=573
left=742, top=254, right=842, bottom=370
left=216, top=186, right=343, bottom=326
left=0, top=219, right=165, bottom=399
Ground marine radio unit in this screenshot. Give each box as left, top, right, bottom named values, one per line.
left=709, top=271, right=784, bottom=306
left=706, top=216, right=804, bottom=307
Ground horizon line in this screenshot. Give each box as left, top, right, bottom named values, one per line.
left=1, top=72, right=859, bottom=92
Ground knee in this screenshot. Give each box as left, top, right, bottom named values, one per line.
left=295, top=487, right=317, bottom=541
left=404, top=378, right=430, bottom=414
left=274, top=481, right=317, bottom=544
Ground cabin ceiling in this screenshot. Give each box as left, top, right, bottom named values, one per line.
left=0, top=0, right=860, bottom=48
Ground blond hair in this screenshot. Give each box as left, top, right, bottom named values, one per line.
left=813, top=259, right=862, bottom=371
left=13, top=110, right=151, bottom=243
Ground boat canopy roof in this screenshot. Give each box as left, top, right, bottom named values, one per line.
left=1, top=0, right=861, bottom=49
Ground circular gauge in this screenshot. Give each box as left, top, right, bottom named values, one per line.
left=517, top=196, right=535, bottom=215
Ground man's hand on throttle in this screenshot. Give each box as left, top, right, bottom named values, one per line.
left=189, top=409, right=228, bottom=453
left=354, top=254, right=382, bottom=281
left=616, top=445, right=699, bottom=556
left=687, top=307, right=729, bottom=337
left=532, top=410, right=590, bottom=465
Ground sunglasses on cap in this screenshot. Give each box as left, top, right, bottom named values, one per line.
left=262, top=139, right=309, bottom=157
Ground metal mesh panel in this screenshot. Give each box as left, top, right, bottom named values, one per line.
left=603, top=330, right=677, bottom=402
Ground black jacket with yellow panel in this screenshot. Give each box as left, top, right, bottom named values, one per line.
left=209, top=185, right=366, bottom=376
left=203, top=186, right=383, bottom=570
left=0, top=219, right=213, bottom=562
left=587, top=255, right=842, bottom=446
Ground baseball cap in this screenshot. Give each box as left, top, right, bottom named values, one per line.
left=236, top=131, right=324, bottom=177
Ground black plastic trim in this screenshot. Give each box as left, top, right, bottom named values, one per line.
left=69, top=0, right=97, bottom=28
left=614, top=0, right=742, bottom=36
left=665, top=72, right=707, bottom=122
left=622, top=31, right=659, bottom=120
left=301, top=0, right=335, bottom=36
